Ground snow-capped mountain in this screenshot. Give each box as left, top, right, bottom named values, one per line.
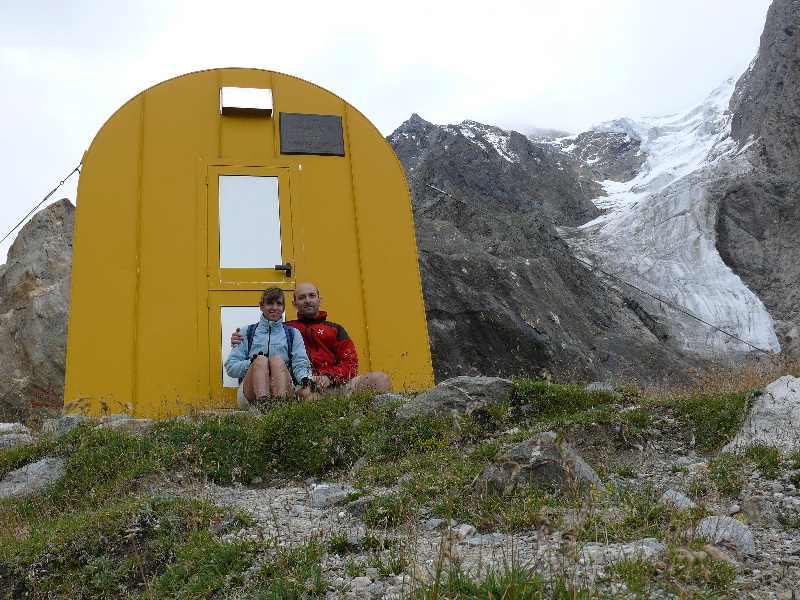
left=389, top=114, right=701, bottom=382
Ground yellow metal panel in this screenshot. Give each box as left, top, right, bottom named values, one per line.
left=133, top=71, right=220, bottom=416
left=64, top=95, right=144, bottom=414
left=280, top=156, right=368, bottom=353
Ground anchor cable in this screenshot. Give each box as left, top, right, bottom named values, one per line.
left=0, top=163, right=81, bottom=248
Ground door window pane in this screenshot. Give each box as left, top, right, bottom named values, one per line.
left=221, top=305, right=261, bottom=388
left=219, top=175, right=281, bottom=268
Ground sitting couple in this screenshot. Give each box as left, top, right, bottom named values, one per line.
left=224, top=282, right=391, bottom=409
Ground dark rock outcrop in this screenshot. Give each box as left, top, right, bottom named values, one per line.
left=550, top=130, right=646, bottom=183
left=391, top=116, right=602, bottom=226
left=0, top=199, right=74, bottom=420
left=730, top=0, right=800, bottom=176
left=716, top=0, right=800, bottom=353
left=395, top=376, right=514, bottom=418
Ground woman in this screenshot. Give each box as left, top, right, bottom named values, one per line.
left=224, top=287, right=313, bottom=408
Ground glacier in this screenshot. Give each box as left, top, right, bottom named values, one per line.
left=558, top=78, right=780, bottom=358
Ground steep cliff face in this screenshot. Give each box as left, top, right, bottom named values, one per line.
left=547, top=131, right=646, bottom=184
left=0, top=199, right=73, bottom=419
left=558, top=78, right=780, bottom=360
left=717, top=0, right=800, bottom=352
left=730, top=0, right=800, bottom=175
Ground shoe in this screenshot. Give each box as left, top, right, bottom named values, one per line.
left=253, top=396, right=280, bottom=411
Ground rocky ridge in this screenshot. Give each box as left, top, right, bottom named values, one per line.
left=393, top=114, right=702, bottom=384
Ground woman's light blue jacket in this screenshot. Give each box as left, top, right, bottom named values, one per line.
left=224, top=314, right=312, bottom=382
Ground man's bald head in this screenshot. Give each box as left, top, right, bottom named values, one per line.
left=293, top=282, right=319, bottom=300
left=292, top=282, right=322, bottom=317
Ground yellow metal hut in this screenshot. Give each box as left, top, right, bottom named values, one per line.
left=64, top=68, right=433, bottom=418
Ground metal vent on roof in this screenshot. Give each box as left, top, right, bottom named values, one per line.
left=220, top=87, right=273, bottom=117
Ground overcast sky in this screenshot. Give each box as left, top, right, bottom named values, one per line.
left=0, top=0, right=773, bottom=261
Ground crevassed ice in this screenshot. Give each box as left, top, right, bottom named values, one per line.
left=559, top=77, right=780, bottom=357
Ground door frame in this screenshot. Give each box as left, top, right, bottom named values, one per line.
left=196, top=158, right=302, bottom=406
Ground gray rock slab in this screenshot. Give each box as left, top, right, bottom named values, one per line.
left=0, top=433, right=38, bottom=450
left=453, top=524, right=477, bottom=539
left=0, top=199, right=74, bottom=421
left=692, top=515, right=755, bottom=556
left=661, top=489, right=697, bottom=510
left=0, top=423, right=30, bottom=435
left=309, top=482, right=357, bottom=508
left=395, top=376, right=514, bottom=418
left=474, top=431, right=603, bottom=497
left=345, top=495, right=375, bottom=517
left=0, top=457, right=66, bottom=499
left=42, top=415, right=99, bottom=435
left=723, top=376, right=800, bottom=454
left=579, top=537, right=666, bottom=565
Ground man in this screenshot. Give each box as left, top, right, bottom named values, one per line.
left=232, top=282, right=391, bottom=395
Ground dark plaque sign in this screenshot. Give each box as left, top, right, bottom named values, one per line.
left=279, top=112, right=345, bottom=156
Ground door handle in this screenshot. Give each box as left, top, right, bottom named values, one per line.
left=275, top=263, right=292, bottom=278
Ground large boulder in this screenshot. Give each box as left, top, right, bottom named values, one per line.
left=0, top=457, right=66, bottom=500
left=473, top=431, right=604, bottom=498
left=395, top=376, right=514, bottom=418
left=0, top=199, right=74, bottom=420
left=0, top=422, right=37, bottom=450
left=722, top=375, right=800, bottom=454
left=690, top=516, right=756, bottom=557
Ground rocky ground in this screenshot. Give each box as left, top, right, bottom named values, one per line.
left=3, top=375, right=800, bottom=599
left=138, top=419, right=800, bottom=599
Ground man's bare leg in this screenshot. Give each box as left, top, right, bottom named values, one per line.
left=354, top=371, right=391, bottom=393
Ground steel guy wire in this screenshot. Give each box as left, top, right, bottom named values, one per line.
left=0, top=163, right=81, bottom=248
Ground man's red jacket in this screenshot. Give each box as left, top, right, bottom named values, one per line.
left=286, top=311, right=359, bottom=385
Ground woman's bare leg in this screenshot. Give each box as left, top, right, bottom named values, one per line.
left=267, top=355, right=293, bottom=397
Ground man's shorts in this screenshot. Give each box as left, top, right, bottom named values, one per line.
left=323, top=375, right=361, bottom=398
